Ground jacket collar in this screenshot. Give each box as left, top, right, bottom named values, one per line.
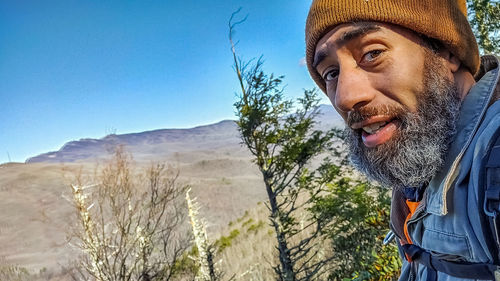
left=425, top=55, right=500, bottom=216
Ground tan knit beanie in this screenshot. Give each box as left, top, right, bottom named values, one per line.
left=305, top=0, right=480, bottom=93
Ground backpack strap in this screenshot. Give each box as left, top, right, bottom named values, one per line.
left=398, top=127, right=500, bottom=280
left=401, top=244, right=499, bottom=280
left=483, top=128, right=500, bottom=263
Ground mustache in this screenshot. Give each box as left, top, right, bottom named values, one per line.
left=346, top=105, right=407, bottom=127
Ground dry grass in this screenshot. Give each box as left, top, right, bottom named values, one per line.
left=216, top=203, right=276, bottom=280
left=0, top=152, right=336, bottom=280
left=0, top=264, right=75, bottom=281
left=212, top=198, right=332, bottom=281
left=0, top=154, right=267, bottom=279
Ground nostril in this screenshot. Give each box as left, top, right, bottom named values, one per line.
left=352, top=100, right=370, bottom=110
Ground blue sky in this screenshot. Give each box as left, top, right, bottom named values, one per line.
left=0, top=0, right=328, bottom=163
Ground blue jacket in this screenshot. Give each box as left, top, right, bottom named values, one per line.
left=392, top=55, right=500, bottom=281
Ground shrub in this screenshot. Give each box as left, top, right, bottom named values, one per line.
left=68, top=147, right=191, bottom=281
left=310, top=175, right=401, bottom=280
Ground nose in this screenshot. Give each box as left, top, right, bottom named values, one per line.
left=329, top=66, right=375, bottom=114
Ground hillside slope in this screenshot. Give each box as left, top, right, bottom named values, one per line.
left=0, top=104, right=343, bottom=279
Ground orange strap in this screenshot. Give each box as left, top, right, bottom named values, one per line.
left=406, top=200, right=420, bottom=215
left=403, top=200, right=420, bottom=261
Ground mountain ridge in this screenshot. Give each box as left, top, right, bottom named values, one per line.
left=26, top=104, right=343, bottom=164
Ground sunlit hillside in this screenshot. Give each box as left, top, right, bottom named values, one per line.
left=0, top=106, right=344, bottom=280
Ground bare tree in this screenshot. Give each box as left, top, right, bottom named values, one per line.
left=186, top=189, right=220, bottom=281
left=68, top=147, right=191, bottom=281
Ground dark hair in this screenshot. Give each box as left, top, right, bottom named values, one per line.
left=419, top=34, right=444, bottom=53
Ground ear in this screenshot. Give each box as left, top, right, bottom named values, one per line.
left=439, top=49, right=461, bottom=73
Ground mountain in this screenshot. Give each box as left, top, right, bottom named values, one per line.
left=26, top=120, right=241, bottom=163
left=0, top=104, right=343, bottom=278
left=26, top=104, right=343, bottom=164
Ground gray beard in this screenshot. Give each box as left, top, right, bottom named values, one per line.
left=345, top=53, right=461, bottom=189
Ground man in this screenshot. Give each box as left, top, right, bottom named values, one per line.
left=305, top=0, right=500, bottom=280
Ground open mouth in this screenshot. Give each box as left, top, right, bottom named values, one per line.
left=361, top=120, right=390, bottom=135
left=351, top=117, right=400, bottom=148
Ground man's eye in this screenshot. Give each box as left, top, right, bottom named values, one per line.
left=363, top=50, right=383, bottom=62
left=323, top=69, right=339, bottom=81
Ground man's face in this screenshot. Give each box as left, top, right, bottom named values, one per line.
left=313, top=22, right=461, bottom=189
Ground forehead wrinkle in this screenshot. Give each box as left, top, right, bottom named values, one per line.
left=313, top=23, right=381, bottom=69
left=337, top=23, right=381, bottom=45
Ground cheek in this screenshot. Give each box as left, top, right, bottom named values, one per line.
left=370, top=65, right=421, bottom=111
left=326, top=84, right=337, bottom=108
left=326, top=89, right=335, bottom=105
left=326, top=90, right=348, bottom=120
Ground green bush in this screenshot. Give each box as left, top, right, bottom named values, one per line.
left=311, top=175, right=401, bottom=281
left=215, top=229, right=241, bottom=252
left=171, top=246, right=200, bottom=279
left=247, top=220, right=265, bottom=233
left=242, top=218, right=254, bottom=227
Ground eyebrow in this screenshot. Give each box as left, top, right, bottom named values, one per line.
left=312, top=23, right=381, bottom=69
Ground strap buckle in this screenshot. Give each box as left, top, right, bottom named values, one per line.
left=383, top=230, right=396, bottom=245
left=484, top=185, right=500, bottom=217
left=484, top=139, right=500, bottom=217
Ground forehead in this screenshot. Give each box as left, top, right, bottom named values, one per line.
left=317, top=22, right=382, bottom=47
left=313, top=22, right=421, bottom=67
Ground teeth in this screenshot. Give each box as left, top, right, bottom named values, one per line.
left=362, top=121, right=387, bottom=134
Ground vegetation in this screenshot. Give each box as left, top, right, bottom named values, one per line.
left=186, top=189, right=221, bottom=281
left=310, top=175, right=400, bottom=280
left=68, top=147, right=192, bottom=281
left=467, top=0, right=500, bottom=54
left=229, top=9, right=400, bottom=281
left=0, top=265, right=69, bottom=281
left=61, top=3, right=499, bottom=281
left=230, top=13, right=340, bottom=281
left=0, top=265, right=32, bottom=281
left=215, top=229, right=241, bottom=252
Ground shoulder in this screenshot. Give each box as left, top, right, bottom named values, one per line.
left=470, top=101, right=500, bottom=201
left=466, top=100, right=500, bottom=193
left=483, top=109, right=500, bottom=169
left=474, top=100, right=500, bottom=158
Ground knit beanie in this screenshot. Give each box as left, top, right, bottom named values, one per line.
left=305, top=0, right=480, bottom=93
